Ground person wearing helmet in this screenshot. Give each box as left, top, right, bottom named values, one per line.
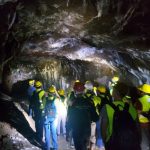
left=97, top=85, right=112, bottom=111
left=32, top=80, right=45, bottom=141
left=57, top=89, right=67, bottom=137
left=84, top=81, right=94, bottom=91
left=84, top=81, right=98, bottom=150
left=109, top=76, right=119, bottom=96
left=66, top=80, right=80, bottom=148
left=27, top=79, right=36, bottom=117
left=84, top=81, right=95, bottom=102
left=68, top=82, right=98, bottom=150
left=136, top=84, right=150, bottom=150
left=67, top=80, right=80, bottom=105
left=43, top=85, right=59, bottom=150
left=94, top=85, right=112, bottom=150
left=101, top=82, right=141, bottom=150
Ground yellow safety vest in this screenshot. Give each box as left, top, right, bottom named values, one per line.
left=93, top=95, right=101, bottom=115
left=36, top=89, right=45, bottom=110
left=84, top=93, right=101, bottom=115
left=139, top=95, right=150, bottom=123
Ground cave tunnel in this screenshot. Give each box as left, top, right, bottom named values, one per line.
left=0, top=0, right=150, bottom=150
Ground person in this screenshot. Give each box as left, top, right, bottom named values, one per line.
left=101, top=82, right=141, bottom=150
left=136, top=84, right=150, bottom=150
left=95, top=85, right=110, bottom=150
left=57, top=89, right=67, bottom=137
left=84, top=81, right=95, bottom=99
left=32, top=80, right=45, bottom=141
left=84, top=80, right=97, bottom=150
left=97, top=85, right=112, bottom=109
left=27, top=79, right=36, bottom=117
left=108, top=76, right=119, bottom=96
left=69, top=82, right=99, bottom=150
left=66, top=80, right=80, bottom=147
left=67, top=80, right=80, bottom=106
left=43, top=85, right=59, bottom=150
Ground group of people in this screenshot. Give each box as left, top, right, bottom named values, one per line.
left=27, top=77, right=150, bottom=150
left=27, top=80, right=67, bottom=150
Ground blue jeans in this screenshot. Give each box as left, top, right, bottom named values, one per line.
left=44, top=118, right=58, bottom=150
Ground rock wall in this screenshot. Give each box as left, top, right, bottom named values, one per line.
left=0, top=0, right=150, bottom=94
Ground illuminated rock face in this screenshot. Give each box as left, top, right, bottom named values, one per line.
left=0, top=1, right=150, bottom=149
left=10, top=54, right=114, bottom=97
left=9, top=34, right=150, bottom=100
left=0, top=0, right=150, bottom=94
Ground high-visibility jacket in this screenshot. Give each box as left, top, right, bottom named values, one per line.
left=84, top=91, right=101, bottom=115
left=138, top=95, right=150, bottom=123
left=105, top=101, right=138, bottom=142
left=93, top=95, right=101, bottom=115
left=35, top=89, right=45, bottom=110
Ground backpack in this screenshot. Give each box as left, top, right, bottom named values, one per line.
left=45, top=99, right=57, bottom=121
left=31, top=90, right=43, bottom=109
left=111, top=103, right=135, bottom=131
left=107, top=102, right=141, bottom=150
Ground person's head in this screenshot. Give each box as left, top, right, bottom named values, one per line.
left=35, top=81, right=42, bottom=89
left=29, top=80, right=35, bottom=86
left=112, top=82, right=129, bottom=101
left=75, top=80, right=80, bottom=83
left=84, top=81, right=93, bottom=91
left=48, top=86, right=56, bottom=98
left=111, top=76, right=119, bottom=84
left=73, top=82, right=85, bottom=95
left=97, top=85, right=106, bottom=95
left=137, top=84, right=150, bottom=95
left=58, top=89, right=65, bottom=96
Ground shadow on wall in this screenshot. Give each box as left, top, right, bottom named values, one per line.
left=0, top=99, right=43, bottom=149
left=11, top=80, right=29, bottom=101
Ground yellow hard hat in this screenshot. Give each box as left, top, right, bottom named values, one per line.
left=97, top=85, right=106, bottom=93
left=58, top=89, right=65, bottom=96
left=138, top=84, right=150, bottom=94
left=48, top=86, right=55, bottom=93
left=112, top=76, right=119, bottom=83
left=35, top=81, right=42, bottom=88
left=75, top=80, right=80, bottom=83
left=29, top=80, right=34, bottom=85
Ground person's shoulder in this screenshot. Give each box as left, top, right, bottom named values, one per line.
left=39, top=89, right=45, bottom=95
left=93, top=95, right=101, bottom=101
left=41, top=89, right=45, bottom=92
left=113, top=100, right=123, bottom=105
left=83, top=97, right=94, bottom=107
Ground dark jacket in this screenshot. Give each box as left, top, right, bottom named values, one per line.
left=69, top=95, right=99, bottom=131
